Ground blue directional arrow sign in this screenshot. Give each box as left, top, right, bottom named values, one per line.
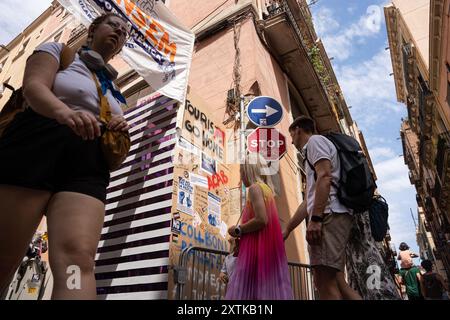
left=246, top=96, right=283, bottom=127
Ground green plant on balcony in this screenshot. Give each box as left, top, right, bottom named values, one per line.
left=308, top=46, right=330, bottom=82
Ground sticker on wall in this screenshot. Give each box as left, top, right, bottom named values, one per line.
left=219, top=221, right=228, bottom=239
left=177, top=136, right=200, bottom=156
left=193, top=211, right=202, bottom=228
left=201, top=152, right=217, bottom=176
left=177, top=177, right=195, bottom=216
left=214, top=127, right=225, bottom=147
left=190, top=172, right=209, bottom=189
left=173, top=212, right=181, bottom=220
left=172, top=233, right=179, bottom=244
left=207, top=192, right=221, bottom=227
left=171, top=218, right=182, bottom=235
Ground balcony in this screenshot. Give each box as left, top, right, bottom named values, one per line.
left=416, top=194, right=423, bottom=207
left=433, top=177, right=442, bottom=202
left=424, top=221, right=431, bottom=233
left=424, top=197, right=434, bottom=220
left=433, top=248, right=441, bottom=260
left=435, top=131, right=450, bottom=216
left=265, top=1, right=284, bottom=16
left=260, top=0, right=340, bottom=133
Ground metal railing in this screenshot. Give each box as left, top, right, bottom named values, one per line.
left=174, top=246, right=316, bottom=300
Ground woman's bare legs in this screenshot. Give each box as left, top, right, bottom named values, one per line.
left=0, top=185, right=52, bottom=293
left=46, top=191, right=105, bottom=300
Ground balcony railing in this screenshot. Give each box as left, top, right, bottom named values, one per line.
left=263, top=1, right=336, bottom=107
left=433, top=177, right=442, bottom=202
left=436, top=131, right=450, bottom=179
left=435, top=131, right=450, bottom=212
left=266, top=1, right=284, bottom=16
left=416, top=194, right=423, bottom=207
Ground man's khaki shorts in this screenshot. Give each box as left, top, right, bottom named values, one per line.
left=308, top=213, right=353, bottom=272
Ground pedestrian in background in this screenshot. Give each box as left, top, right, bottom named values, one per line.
left=419, top=259, right=449, bottom=300
left=397, top=242, right=419, bottom=269
left=398, top=264, right=423, bottom=300
left=219, top=237, right=239, bottom=287
left=345, top=211, right=402, bottom=300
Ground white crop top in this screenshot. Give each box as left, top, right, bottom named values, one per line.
left=33, top=42, right=125, bottom=117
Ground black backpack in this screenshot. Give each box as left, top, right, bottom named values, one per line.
left=305, top=132, right=376, bottom=213
left=369, top=195, right=389, bottom=241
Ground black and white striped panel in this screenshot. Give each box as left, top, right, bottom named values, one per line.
left=95, top=95, right=178, bottom=300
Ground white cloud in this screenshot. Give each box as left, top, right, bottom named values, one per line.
left=374, top=160, right=420, bottom=255
left=347, top=6, right=357, bottom=14
left=318, top=5, right=383, bottom=60
left=369, top=146, right=396, bottom=162
left=374, top=156, right=412, bottom=194
left=335, top=48, right=404, bottom=128
left=313, top=7, right=340, bottom=36
left=0, top=0, right=52, bottom=45
left=383, top=196, right=420, bottom=257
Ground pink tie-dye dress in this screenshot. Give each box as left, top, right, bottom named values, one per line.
left=225, top=182, right=293, bottom=300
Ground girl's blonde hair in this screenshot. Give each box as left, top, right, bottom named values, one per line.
left=241, top=153, right=279, bottom=197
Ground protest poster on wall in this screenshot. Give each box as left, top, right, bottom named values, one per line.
left=58, top=0, right=195, bottom=102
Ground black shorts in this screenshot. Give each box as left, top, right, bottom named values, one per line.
left=0, top=108, right=110, bottom=203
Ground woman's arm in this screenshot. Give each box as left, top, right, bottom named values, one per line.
left=23, top=52, right=101, bottom=140
left=239, top=184, right=268, bottom=234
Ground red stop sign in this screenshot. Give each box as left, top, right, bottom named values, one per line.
left=247, top=128, right=287, bottom=160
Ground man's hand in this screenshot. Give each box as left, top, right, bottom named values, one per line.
left=306, top=221, right=322, bottom=246
left=219, top=272, right=229, bottom=284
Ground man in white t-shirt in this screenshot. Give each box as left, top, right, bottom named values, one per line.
left=283, top=116, right=361, bottom=300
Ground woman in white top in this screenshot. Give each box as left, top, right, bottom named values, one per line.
left=0, top=13, right=130, bottom=299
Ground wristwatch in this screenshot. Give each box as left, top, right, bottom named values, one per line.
left=234, top=225, right=242, bottom=236
left=310, top=215, right=324, bottom=223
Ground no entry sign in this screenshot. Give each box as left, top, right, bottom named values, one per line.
left=247, top=128, right=287, bottom=161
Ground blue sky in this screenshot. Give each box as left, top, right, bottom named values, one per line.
left=1, top=0, right=421, bottom=261
left=309, top=0, right=420, bottom=259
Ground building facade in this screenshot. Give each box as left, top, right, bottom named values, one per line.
left=385, top=0, right=450, bottom=280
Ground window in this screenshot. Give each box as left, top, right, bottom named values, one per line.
left=63, top=10, right=70, bottom=19
left=447, top=81, right=450, bottom=106
left=402, top=40, right=411, bottom=92
left=21, top=39, right=30, bottom=52
left=53, top=31, right=63, bottom=43
left=0, top=57, right=7, bottom=73
left=36, top=28, right=44, bottom=39
left=14, top=38, right=30, bottom=61
left=56, top=7, right=64, bottom=17
left=0, top=77, right=11, bottom=97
